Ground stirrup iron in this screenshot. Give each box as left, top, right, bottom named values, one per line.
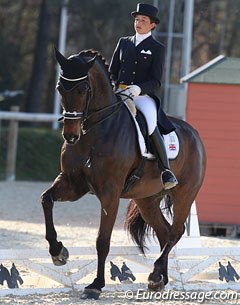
left=161, top=169, right=178, bottom=190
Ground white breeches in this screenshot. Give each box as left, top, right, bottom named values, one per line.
left=134, top=95, right=157, bottom=135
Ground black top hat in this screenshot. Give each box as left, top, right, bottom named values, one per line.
left=131, top=3, right=160, bottom=24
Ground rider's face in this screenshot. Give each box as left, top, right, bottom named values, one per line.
left=134, top=15, right=156, bottom=34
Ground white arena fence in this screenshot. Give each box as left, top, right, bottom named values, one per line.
left=0, top=203, right=239, bottom=296
left=0, top=246, right=240, bottom=296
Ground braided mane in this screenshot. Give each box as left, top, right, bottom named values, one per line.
left=79, top=49, right=112, bottom=85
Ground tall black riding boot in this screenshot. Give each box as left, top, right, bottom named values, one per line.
left=150, top=127, right=178, bottom=190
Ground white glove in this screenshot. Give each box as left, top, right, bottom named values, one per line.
left=127, top=85, right=141, bottom=97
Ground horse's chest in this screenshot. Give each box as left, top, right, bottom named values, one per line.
left=61, top=145, right=105, bottom=174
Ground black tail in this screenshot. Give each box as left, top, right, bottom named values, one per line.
left=124, top=199, right=151, bottom=255
left=124, top=196, right=173, bottom=255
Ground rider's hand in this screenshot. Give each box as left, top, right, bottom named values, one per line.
left=127, top=85, right=141, bottom=97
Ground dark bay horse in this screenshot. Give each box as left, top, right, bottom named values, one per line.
left=41, top=48, right=206, bottom=299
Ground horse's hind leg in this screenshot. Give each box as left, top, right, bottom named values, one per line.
left=135, top=196, right=171, bottom=290
left=136, top=197, right=171, bottom=249
left=41, top=172, right=89, bottom=265
left=148, top=188, right=197, bottom=290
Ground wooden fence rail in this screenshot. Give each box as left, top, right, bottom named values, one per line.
left=0, top=108, right=60, bottom=181
left=0, top=110, right=60, bottom=122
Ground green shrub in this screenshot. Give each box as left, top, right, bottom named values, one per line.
left=0, top=127, right=64, bottom=181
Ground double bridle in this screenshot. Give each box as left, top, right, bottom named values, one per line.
left=58, top=76, right=123, bottom=135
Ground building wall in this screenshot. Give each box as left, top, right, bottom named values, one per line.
left=186, top=83, right=240, bottom=224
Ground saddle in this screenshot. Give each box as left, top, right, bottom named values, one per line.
left=135, top=111, right=151, bottom=154
left=118, top=95, right=179, bottom=193
left=120, top=107, right=152, bottom=193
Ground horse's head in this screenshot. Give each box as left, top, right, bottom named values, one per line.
left=55, top=48, right=96, bottom=144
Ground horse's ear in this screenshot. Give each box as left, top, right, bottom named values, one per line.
left=54, top=47, right=68, bottom=68
left=86, top=55, right=96, bottom=71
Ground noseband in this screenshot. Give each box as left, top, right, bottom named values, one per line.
left=61, top=110, right=84, bottom=120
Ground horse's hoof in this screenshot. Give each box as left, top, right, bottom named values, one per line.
left=80, top=288, right=101, bottom=300
left=51, top=246, right=69, bottom=266
left=148, top=274, right=164, bottom=291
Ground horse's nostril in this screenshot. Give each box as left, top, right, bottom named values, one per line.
left=70, top=136, right=79, bottom=144
left=64, top=135, right=79, bottom=144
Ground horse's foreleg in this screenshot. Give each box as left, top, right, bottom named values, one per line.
left=81, top=198, right=120, bottom=300
left=41, top=187, right=70, bottom=266
left=41, top=172, right=89, bottom=266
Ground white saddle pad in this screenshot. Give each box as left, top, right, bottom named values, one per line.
left=163, top=132, right=179, bottom=159
left=124, top=102, right=180, bottom=160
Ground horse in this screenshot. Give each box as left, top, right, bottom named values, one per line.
left=41, top=48, right=206, bottom=299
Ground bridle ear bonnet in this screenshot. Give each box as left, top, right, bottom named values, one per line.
left=55, top=48, right=123, bottom=127
left=55, top=47, right=96, bottom=121
left=54, top=47, right=96, bottom=91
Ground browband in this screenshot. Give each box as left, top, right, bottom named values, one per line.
left=60, top=74, right=88, bottom=82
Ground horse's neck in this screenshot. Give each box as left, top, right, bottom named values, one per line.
left=92, top=85, right=115, bottom=109
left=89, top=63, right=115, bottom=110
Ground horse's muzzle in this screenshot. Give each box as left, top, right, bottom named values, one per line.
left=63, top=134, right=80, bottom=145
left=62, top=119, right=82, bottom=144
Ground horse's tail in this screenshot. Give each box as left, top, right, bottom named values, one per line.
left=124, top=199, right=151, bottom=255
left=125, top=196, right=173, bottom=255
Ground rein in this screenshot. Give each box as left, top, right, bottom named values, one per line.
left=80, top=100, right=123, bottom=135
left=58, top=84, right=124, bottom=135
left=57, top=63, right=128, bottom=135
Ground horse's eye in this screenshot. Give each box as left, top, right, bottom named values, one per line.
left=83, top=83, right=89, bottom=91
left=77, top=82, right=88, bottom=94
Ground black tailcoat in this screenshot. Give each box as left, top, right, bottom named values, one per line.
left=109, top=35, right=175, bottom=134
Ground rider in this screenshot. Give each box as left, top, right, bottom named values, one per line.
left=109, top=3, right=178, bottom=190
